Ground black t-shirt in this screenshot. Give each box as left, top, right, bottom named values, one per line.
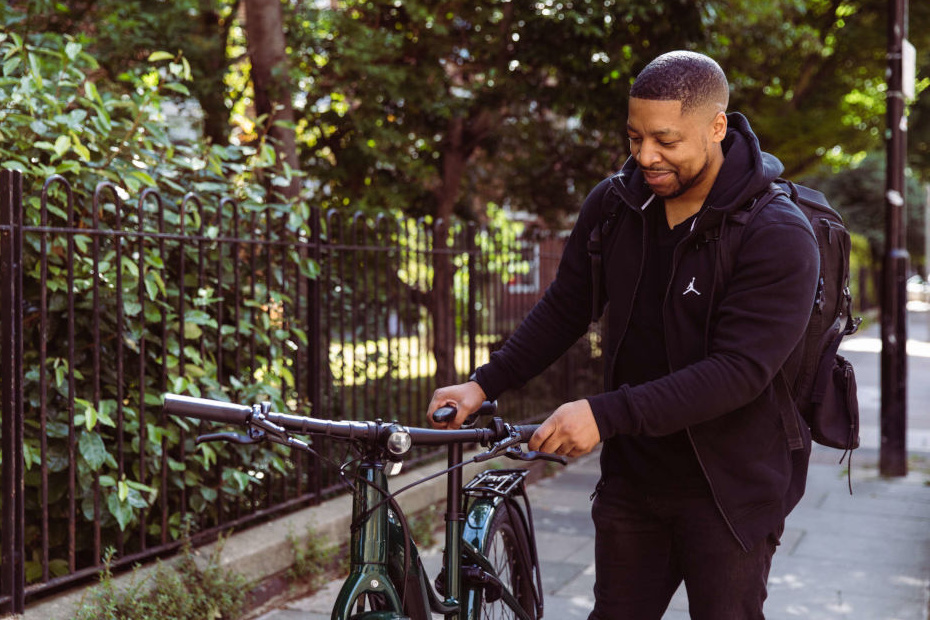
left=609, top=200, right=709, bottom=494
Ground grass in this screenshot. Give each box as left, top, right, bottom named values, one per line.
left=73, top=536, right=248, bottom=620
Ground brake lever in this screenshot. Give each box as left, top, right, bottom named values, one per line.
left=473, top=432, right=524, bottom=463
left=196, top=431, right=263, bottom=446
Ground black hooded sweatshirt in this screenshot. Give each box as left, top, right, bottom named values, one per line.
left=474, top=113, right=820, bottom=550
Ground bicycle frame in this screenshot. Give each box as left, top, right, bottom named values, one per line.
left=159, top=394, right=552, bottom=620
left=460, top=469, right=537, bottom=620
left=332, top=440, right=539, bottom=620
left=331, top=464, right=407, bottom=619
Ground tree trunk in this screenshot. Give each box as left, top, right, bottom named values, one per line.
left=432, top=117, right=467, bottom=387
left=243, top=0, right=320, bottom=409
left=243, top=0, right=300, bottom=200
left=188, top=1, right=234, bottom=146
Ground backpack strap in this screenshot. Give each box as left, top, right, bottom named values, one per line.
left=716, top=183, right=786, bottom=281
left=718, top=183, right=805, bottom=451
left=587, top=186, right=623, bottom=323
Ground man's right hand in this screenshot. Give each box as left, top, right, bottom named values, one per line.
left=428, top=381, right=488, bottom=429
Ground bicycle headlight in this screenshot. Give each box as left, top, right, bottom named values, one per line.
left=386, top=430, right=412, bottom=457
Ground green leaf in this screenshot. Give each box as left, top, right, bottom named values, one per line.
left=29, top=120, right=48, bottom=135
left=64, top=42, right=82, bottom=61
left=185, top=310, right=217, bottom=327
left=123, top=299, right=143, bottom=316
left=147, top=51, right=175, bottom=62
left=71, top=138, right=91, bottom=162
left=3, top=57, right=20, bottom=76
left=84, top=79, right=100, bottom=104
left=48, top=559, right=69, bottom=578
left=28, top=53, right=42, bottom=88
left=107, top=493, right=133, bottom=531
left=125, top=479, right=157, bottom=495
left=53, top=135, right=70, bottom=158
left=120, top=256, right=139, bottom=277
left=74, top=397, right=93, bottom=429
left=95, top=400, right=117, bottom=428
left=162, top=82, right=190, bottom=96
left=183, top=322, right=202, bottom=339
left=78, top=431, right=107, bottom=471
left=128, top=170, right=156, bottom=188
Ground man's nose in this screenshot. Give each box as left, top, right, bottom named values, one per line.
left=635, top=141, right=661, bottom=168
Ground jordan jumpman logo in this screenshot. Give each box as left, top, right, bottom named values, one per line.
left=683, top=277, right=701, bottom=296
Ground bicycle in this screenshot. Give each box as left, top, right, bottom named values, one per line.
left=162, top=394, right=566, bottom=620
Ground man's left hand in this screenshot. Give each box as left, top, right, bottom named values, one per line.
left=529, top=399, right=601, bottom=458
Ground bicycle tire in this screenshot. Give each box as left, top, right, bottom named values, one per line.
left=477, top=502, right=537, bottom=620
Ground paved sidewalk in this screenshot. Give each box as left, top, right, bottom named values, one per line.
left=255, top=448, right=930, bottom=620
left=257, top=308, right=930, bottom=619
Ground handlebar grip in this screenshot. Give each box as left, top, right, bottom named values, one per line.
left=514, top=424, right=540, bottom=443
left=431, top=400, right=498, bottom=425
left=163, top=394, right=252, bottom=425
left=432, top=405, right=457, bottom=424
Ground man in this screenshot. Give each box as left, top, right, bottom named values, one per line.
left=429, top=51, right=820, bottom=618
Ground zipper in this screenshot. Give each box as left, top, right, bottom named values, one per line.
left=685, top=429, right=749, bottom=550
left=601, top=201, right=748, bottom=549
left=667, top=210, right=749, bottom=552
left=604, top=201, right=650, bottom=388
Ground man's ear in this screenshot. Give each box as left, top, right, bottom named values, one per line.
left=711, top=111, right=728, bottom=143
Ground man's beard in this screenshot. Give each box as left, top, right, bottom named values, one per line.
left=642, top=153, right=711, bottom=199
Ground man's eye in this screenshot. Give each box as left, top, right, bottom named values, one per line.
left=659, top=141, right=677, bottom=147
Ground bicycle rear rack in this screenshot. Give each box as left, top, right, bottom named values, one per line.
left=464, top=469, right=528, bottom=498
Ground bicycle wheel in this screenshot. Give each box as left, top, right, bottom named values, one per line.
left=478, top=503, right=537, bottom=620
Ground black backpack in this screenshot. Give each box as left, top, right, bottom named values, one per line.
left=588, top=179, right=862, bottom=458
left=732, top=180, right=862, bottom=455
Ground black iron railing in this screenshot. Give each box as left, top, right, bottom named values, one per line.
left=0, top=168, right=601, bottom=613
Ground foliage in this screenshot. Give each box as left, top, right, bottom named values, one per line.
left=803, top=153, right=926, bottom=269
left=73, top=537, right=247, bottom=620
left=1, top=10, right=310, bottom=582
left=7, top=0, right=242, bottom=145
left=285, top=0, right=711, bottom=225
left=6, top=0, right=930, bottom=596
left=285, top=523, right=341, bottom=588
left=848, top=231, right=876, bottom=310
left=9, top=0, right=930, bottom=222
left=408, top=504, right=440, bottom=549
left=706, top=0, right=930, bottom=177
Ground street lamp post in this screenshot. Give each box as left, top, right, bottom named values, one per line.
left=880, top=0, right=909, bottom=477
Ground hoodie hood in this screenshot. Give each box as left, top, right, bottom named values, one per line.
left=610, top=112, right=784, bottom=213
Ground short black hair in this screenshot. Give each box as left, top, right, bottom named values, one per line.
left=630, top=51, right=729, bottom=115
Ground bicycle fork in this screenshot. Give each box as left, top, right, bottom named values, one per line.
left=332, top=465, right=405, bottom=620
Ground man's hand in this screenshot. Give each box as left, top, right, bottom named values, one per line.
left=428, top=381, right=488, bottom=429
left=530, top=399, right=600, bottom=458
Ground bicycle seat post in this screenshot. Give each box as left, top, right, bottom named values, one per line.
left=442, top=441, right=465, bottom=613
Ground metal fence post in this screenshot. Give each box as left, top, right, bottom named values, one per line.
left=466, top=223, right=478, bottom=374
left=309, top=203, right=323, bottom=498
left=1, top=168, right=25, bottom=615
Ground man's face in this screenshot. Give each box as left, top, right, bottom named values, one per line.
left=626, top=97, right=725, bottom=201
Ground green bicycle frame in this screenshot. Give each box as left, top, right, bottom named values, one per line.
left=330, top=442, right=538, bottom=620
left=332, top=464, right=407, bottom=620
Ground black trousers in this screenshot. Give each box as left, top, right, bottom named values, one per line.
left=588, top=478, right=780, bottom=620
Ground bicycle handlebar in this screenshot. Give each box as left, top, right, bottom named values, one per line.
left=163, top=394, right=539, bottom=448
left=163, top=394, right=252, bottom=424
